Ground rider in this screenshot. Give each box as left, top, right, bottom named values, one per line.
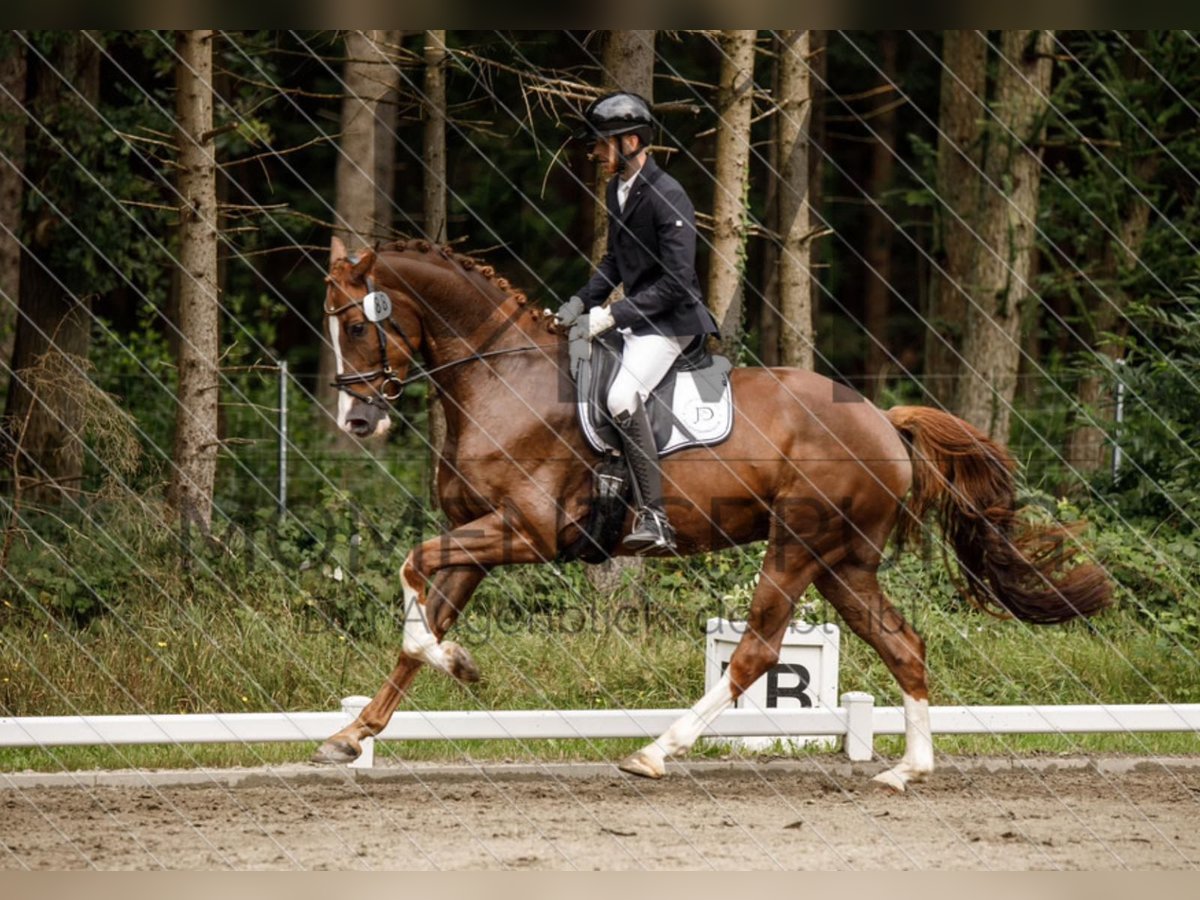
left=556, top=91, right=719, bottom=554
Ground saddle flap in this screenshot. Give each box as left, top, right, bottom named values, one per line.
left=573, top=331, right=734, bottom=458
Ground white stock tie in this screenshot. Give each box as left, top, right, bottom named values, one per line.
left=617, top=175, right=635, bottom=212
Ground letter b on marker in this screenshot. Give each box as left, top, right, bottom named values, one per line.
left=766, top=663, right=812, bottom=708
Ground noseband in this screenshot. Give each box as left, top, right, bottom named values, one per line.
left=323, top=269, right=420, bottom=408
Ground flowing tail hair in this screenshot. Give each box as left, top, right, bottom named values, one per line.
left=886, top=406, right=1112, bottom=624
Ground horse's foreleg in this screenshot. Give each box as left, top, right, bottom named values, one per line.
left=621, top=555, right=819, bottom=779
left=401, top=511, right=552, bottom=682
left=400, top=552, right=483, bottom=684
left=313, top=566, right=485, bottom=764
left=815, top=568, right=931, bottom=792
left=312, top=656, right=424, bottom=764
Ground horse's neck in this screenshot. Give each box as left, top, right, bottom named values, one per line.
left=439, top=291, right=532, bottom=358
left=379, top=254, right=562, bottom=440
left=381, top=254, right=533, bottom=365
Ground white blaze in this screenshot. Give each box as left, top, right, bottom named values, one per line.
left=327, top=314, right=353, bottom=431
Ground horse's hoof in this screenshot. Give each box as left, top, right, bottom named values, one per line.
left=618, top=749, right=665, bottom=779
left=311, top=739, right=360, bottom=765
left=445, top=642, right=481, bottom=684
left=871, top=770, right=906, bottom=793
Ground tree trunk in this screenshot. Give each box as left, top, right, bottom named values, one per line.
left=1063, top=161, right=1155, bottom=474
left=423, top=30, right=447, bottom=245
left=168, top=30, right=220, bottom=530
left=926, top=30, right=987, bottom=409
left=708, top=30, right=757, bottom=358
left=334, top=30, right=395, bottom=247
left=955, top=30, right=1055, bottom=445
left=0, top=35, right=26, bottom=401
left=373, top=30, right=403, bottom=237
left=587, top=31, right=655, bottom=596
left=1066, top=355, right=1112, bottom=475
left=806, top=30, right=827, bottom=350
left=863, top=32, right=899, bottom=399
left=424, top=30, right=448, bottom=507
left=3, top=33, right=98, bottom=505
left=807, top=30, right=827, bottom=204
left=777, top=30, right=814, bottom=369
left=591, top=31, right=656, bottom=266
left=1063, top=35, right=1157, bottom=478
left=757, top=38, right=782, bottom=368
left=319, top=30, right=398, bottom=440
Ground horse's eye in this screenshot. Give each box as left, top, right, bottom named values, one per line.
left=348, top=322, right=367, bottom=339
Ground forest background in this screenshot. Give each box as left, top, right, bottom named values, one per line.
left=2, top=30, right=1199, bottom=769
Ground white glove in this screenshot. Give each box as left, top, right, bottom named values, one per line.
left=587, top=305, right=616, bottom=340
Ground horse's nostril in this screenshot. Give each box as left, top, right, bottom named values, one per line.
left=347, top=418, right=371, bottom=436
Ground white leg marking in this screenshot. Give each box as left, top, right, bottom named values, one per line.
left=873, top=693, right=934, bottom=792
left=398, top=551, right=478, bottom=683
left=903, top=693, right=935, bottom=772
left=400, top=553, right=446, bottom=668
left=327, top=316, right=353, bottom=431
left=623, top=673, right=735, bottom=777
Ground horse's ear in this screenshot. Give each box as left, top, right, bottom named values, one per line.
left=350, top=248, right=376, bottom=281
left=330, top=235, right=347, bottom=264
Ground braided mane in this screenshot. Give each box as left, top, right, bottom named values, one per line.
left=378, top=239, right=532, bottom=309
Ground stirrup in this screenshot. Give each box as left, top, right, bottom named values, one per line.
left=623, top=508, right=676, bottom=554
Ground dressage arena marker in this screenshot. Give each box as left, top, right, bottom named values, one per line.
left=705, top=618, right=841, bottom=751
left=3, top=697, right=1199, bottom=769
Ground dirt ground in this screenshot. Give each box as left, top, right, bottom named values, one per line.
left=2, top=760, right=1199, bottom=870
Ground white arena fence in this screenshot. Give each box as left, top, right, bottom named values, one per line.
left=3, top=694, right=1199, bottom=769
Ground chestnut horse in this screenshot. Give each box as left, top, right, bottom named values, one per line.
left=315, top=236, right=1111, bottom=790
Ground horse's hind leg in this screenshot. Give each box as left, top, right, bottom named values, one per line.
left=815, top=565, right=931, bottom=792
left=620, top=554, right=821, bottom=779
left=312, top=566, right=485, bottom=764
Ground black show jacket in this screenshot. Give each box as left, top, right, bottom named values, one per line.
left=575, top=156, right=719, bottom=338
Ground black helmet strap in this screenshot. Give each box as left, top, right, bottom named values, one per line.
left=614, top=131, right=641, bottom=175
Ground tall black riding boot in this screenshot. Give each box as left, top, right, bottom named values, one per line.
left=613, top=400, right=677, bottom=554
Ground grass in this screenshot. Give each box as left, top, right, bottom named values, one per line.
left=3, top=578, right=1199, bottom=772
left=3, top=497, right=1199, bottom=773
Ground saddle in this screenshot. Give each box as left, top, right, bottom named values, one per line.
left=558, top=321, right=734, bottom=564
left=571, top=329, right=734, bottom=457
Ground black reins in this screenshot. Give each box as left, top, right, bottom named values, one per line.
left=324, top=267, right=538, bottom=409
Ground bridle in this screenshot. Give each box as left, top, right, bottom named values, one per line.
left=323, top=269, right=417, bottom=408
left=324, top=261, right=542, bottom=409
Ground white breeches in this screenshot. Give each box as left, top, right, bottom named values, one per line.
left=606, top=332, right=691, bottom=418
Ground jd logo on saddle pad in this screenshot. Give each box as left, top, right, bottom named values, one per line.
left=570, top=325, right=734, bottom=457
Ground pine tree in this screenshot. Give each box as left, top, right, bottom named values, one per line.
left=168, top=30, right=220, bottom=530
left=708, top=30, right=757, bottom=357
left=776, top=30, right=814, bottom=370
left=954, top=30, right=1055, bottom=444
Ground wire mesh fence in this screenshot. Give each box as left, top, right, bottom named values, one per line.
left=1, top=28, right=1199, bottom=869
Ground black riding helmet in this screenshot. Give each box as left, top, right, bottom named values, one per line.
left=575, top=91, right=654, bottom=146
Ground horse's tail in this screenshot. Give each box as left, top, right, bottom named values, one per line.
left=886, top=406, right=1112, bottom=624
